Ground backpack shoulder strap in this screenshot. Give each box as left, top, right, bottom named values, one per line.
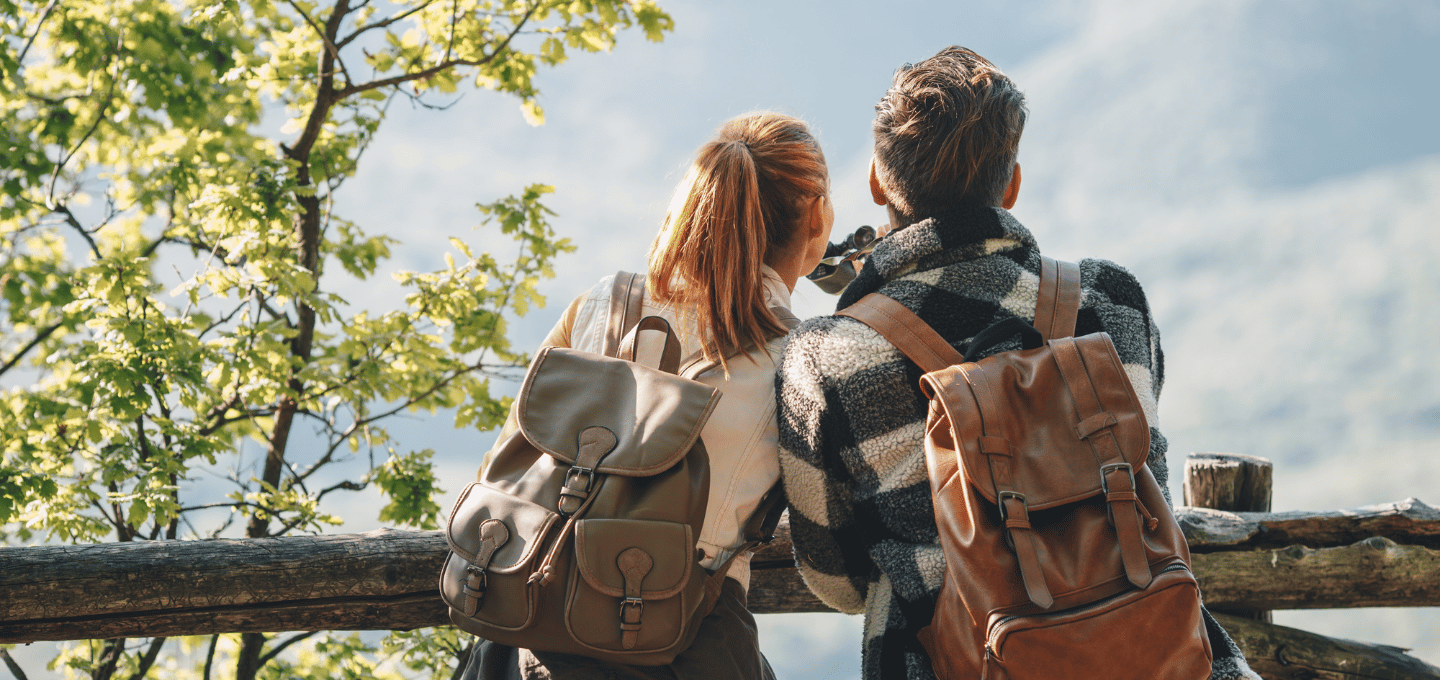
left=700, top=482, right=787, bottom=612
left=676, top=306, right=802, bottom=378
left=1033, top=256, right=1082, bottom=342
left=603, top=271, right=647, bottom=357
left=838, top=294, right=963, bottom=373
left=769, top=306, right=802, bottom=332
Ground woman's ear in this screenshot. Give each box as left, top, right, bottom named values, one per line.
left=869, top=157, right=888, bottom=206
left=807, top=194, right=829, bottom=238
left=1001, top=162, right=1022, bottom=210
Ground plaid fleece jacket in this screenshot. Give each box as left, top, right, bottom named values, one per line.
left=775, top=205, right=1257, bottom=680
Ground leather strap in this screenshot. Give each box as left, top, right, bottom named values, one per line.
left=462, top=519, right=510, bottom=616
left=699, top=482, right=787, bottom=615
left=677, top=306, right=802, bottom=378
left=769, top=306, right=802, bottom=331
left=1050, top=337, right=1153, bottom=589
left=557, top=426, right=618, bottom=515
left=619, top=316, right=683, bottom=374
left=1033, top=256, right=1081, bottom=342
left=617, top=547, right=653, bottom=650
left=963, top=363, right=1054, bottom=609
left=604, top=271, right=647, bottom=357
left=838, top=295, right=963, bottom=373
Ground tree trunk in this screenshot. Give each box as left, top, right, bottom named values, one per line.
left=233, top=1, right=350, bottom=675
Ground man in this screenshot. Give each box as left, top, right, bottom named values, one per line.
left=775, top=46, right=1257, bottom=680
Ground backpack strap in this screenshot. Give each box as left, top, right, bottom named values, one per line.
left=676, top=306, right=802, bottom=378
left=604, top=271, right=647, bottom=358
left=618, top=316, right=683, bottom=374
left=1033, top=256, right=1082, bottom=342
left=962, top=362, right=1056, bottom=608
left=837, top=295, right=962, bottom=373
left=769, top=306, right=802, bottom=332
left=700, top=482, right=788, bottom=612
left=1049, top=336, right=1154, bottom=591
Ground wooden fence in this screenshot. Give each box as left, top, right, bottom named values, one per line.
left=3, top=453, right=1439, bottom=680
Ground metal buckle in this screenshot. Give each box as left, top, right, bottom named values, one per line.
left=619, top=597, right=644, bottom=623
left=996, top=491, right=1026, bottom=550
left=996, top=490, right=1026, bottom=522
left=565, top=466, right=595, bottom=492
left=1099, top=463, right=1134, bottom=494
left=465, top=564, right=487, bottom=590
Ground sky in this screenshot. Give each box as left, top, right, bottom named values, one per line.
left=327, top=0, right=1440, bottom=675
left=11, top=0, right=1440, bottom=677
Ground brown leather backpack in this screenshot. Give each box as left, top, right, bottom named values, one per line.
left=838, top=257, right=1212, bottom=680
left=440, top=272, right=785, bottom=666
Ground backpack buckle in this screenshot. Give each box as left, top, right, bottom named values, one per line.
left=1100, top=463, right=1137, bottom=527
left=558, top=466, right=597, bottom=515
left=996, top=490, right=1026, bottom=522
left=619, top=597, right=645, bottom=629
left=996, top=491, right=1027, bottom=550
left=462, top=564, right=489, bottom=616
left=1099, top=463, right=1134, bottom=495
left=564, top=466, right=596, bottom=491
left=466, top=561, right=489, bottom=584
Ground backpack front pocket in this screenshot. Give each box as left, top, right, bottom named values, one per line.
left=983, top=566, right=1211, bottom=680
left=566, top=518, right=701, bottom=654
left=442, top=482, right=562, bottom=630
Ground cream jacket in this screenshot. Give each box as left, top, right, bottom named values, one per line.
left=486, top=268, right=793, bottom=591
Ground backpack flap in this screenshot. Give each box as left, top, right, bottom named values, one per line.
left=447, top=483, right=560, bottom=570
left=442, top=482, right=564, bottom=626
left=921, top=332, right=1151, bottom=511
left=516, top=346, right=722, bottom=477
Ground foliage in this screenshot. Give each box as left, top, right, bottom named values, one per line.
left=0, top=0, right=671, bottom=678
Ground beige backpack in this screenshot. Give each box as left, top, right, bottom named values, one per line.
left=440, top=272, right=786, bottom=665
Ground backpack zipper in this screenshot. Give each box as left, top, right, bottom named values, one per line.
left=985, top=564, right=1192, bottom=656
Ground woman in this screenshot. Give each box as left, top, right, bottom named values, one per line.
left=461, top=111, right=834, bottom=680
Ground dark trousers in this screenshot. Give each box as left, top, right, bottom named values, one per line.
left=459, top=578, right=777, bottom=680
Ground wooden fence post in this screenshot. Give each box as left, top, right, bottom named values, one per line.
left=1185, top=452, right=1274, bottom=623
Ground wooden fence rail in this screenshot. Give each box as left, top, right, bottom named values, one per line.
left=3, top=455, right=1439, bottom=679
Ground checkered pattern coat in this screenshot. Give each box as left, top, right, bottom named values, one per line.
left=775, top=205, right=1257, bottom=680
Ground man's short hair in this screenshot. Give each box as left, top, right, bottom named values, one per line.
left=873, top=46, right=1028, bottom=220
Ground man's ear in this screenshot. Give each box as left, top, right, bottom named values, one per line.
left=869, top=157, right=888, bottom=206
left=1001, top=162, right=1022, bottom=210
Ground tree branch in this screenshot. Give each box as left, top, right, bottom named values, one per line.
left=53, top=203, right=102, bottom=259
left=0, top=647, right=30, bottom=680
left=14, top=0, right=60, bottom=70
left=202, top=635, right=219, bottom=680
left=284, top=0, right=353, bottom=88
left=45, top=28, right=125, bottom=211
left=126, top=637, right=167, bottom=680
left=335, top=0, right=439, bottom=49
left=449, top=642, right=474, bottom=680
left=256, top=631, right=318, bottom=667
left=285, top=0, right=352, bottom=165
left=334, top=0, right=541, bottom=99
left=0, top=320, right=65, bottom=377
left=198, top=298, right=253, bottom=339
